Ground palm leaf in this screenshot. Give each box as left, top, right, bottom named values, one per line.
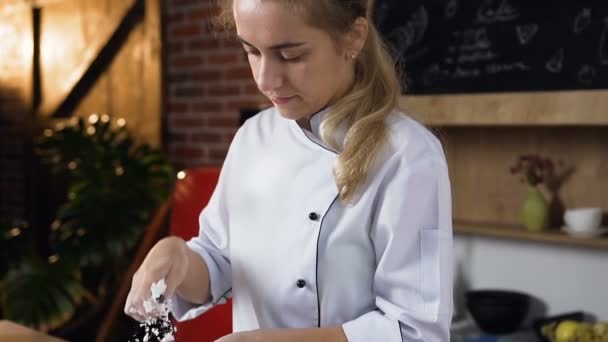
left=0, top=258, right=84, bottom=332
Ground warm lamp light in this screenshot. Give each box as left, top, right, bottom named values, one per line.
left=0, top=3, right=34, bottom=98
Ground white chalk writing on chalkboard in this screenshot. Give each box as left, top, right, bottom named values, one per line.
left=445, top=0, right=458, bottom=19
left=457, top=51, right=497, bottom=63
left=577, top=64, right=596, bottom=85
left=600, top=17, right=608, bottom=65
left=456, top=28, right=492, bottom=51
left=486, top=62, right=529, bottom=74
left=389, top=6, right=428, bottom=55
left=476, top=0, right=519, bottom=24
left=516, top=24, right=539, bottom=45
left=546, top=48, right=564, bottom=73
left=453, top=66, right=481, bottom=78
left=574, top=8, right=592, bottom=34
left=374, top=0, right=608, bottom=93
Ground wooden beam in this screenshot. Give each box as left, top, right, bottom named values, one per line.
left=39, top=0, right=144, bottom=118
left=141, top=0, right=162, bottom=147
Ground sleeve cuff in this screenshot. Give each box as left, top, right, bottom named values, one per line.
left=170, top=293, right=216, bottom=322
left=170, top=240, right=232, bottom=322
left=342, top=311, right=403, bottom=342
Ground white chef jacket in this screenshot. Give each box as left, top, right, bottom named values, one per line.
left=171, top=106, right=453, bottom=342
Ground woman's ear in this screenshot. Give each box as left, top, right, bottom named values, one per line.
left=347, top=17, right=369, bottom=59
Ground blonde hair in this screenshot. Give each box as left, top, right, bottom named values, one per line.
left=216, top=0, right=402, bottom=203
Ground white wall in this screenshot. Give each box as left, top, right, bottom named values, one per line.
left=453, top=235, right=608, bottom=322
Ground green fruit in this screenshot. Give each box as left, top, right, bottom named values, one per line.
left=555, top=320, right=580, bottom=342
left=593, top=322, right=608, bottom=336
left=576, top=323, right=593, bottom=342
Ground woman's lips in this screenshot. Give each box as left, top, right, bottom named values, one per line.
left=270, top=95, right=296, bottom=105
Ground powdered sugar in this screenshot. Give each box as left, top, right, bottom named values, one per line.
left=130, top=279, right=176, bottom=342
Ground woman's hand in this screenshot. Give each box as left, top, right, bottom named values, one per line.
left=124, top=236, right=190, bottom=321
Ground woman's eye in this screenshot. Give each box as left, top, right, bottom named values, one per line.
left=244, top=49, right=260, bottom=56
left=280, top=54, right=302, bottom=62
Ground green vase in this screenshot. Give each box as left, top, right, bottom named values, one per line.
left=522, top=186, right=549, bottom=232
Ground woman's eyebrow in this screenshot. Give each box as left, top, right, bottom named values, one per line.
left=237, top=36, right=307, bottom=50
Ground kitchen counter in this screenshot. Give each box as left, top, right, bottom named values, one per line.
left=0, top=320, right=66, bottom=342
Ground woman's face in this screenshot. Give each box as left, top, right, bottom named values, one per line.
left=234, top=0, right=355, bottom=123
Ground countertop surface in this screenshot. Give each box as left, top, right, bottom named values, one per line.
left=0, top=320, right=66, bottom=342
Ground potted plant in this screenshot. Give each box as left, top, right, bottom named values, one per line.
left=0, top=114, right=173, bottom=339
left=510, top=154, right=555, bottom=232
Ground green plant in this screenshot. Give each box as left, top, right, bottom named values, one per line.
left=0, top=114, right=174, bottom=333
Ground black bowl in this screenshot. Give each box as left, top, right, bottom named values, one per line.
left=465, top=289, right=531, bottom=335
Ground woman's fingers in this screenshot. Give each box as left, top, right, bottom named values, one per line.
left=124, top=237, right=189, bottom=321
left=125, top=271, right=147, bottom=321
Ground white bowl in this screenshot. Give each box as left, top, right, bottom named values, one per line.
left=563, top=207, right=603, bottom=232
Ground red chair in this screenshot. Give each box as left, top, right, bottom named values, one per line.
left=170, top=167, right=232, bottom=341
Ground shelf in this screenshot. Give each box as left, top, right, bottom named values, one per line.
left=399, top=90, right=608, bottom=126
left=454, top=220, right=608, bottom=250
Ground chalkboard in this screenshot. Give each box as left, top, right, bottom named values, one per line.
left=373, top=0, right=608, bottom=94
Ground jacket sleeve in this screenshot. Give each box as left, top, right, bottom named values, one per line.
left=170, top=134, right=240, bottom=321
left=342, top=155, right=454, bottom=342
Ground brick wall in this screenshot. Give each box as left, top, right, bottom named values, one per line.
left=163, top=0, right=268, bottom=169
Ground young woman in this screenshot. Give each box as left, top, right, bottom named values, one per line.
left=125, top=1, right=453, bottom=341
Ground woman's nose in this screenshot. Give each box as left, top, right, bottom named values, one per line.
left=256, top=58, right=283, bottom=93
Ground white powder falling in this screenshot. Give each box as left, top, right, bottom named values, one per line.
left=130, top=278, right=176, bottom=342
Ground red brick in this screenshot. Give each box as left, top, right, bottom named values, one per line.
left=170, top=0, right=207, bottom=8
left=209, top=147, right=229, bottom=160
left=220, top=39, right=242, bottom=49
left=223, top=131, right=237, bottom=143
left=167, top=42, right=185, bottom=54
left=168, top=132, right=188, bottom=142
left=170, top=24, right=202, bottom=38
left=207, top=52, right=240, bottom=65
left=171, top=146, right=206, bottom=159
left=171, top=55, right=203, bottom=68
left=191, top=70, right=221, bottom=81
left=173, top=86, right=205, bottom=98
left=224, top=99, right=263, bottom=112
left=171, top=117, right=205, bottom=128
left=192, top=101, right=223, bottom=112
left=167, top=71, right=190, bottom=83
left=208, top=116, right=240, bottom=127
left=223, top=67, right=252, bottom=80
left=192, top=132, right=222, bottom=143
left=242, top=84, right=261, bottom=96
left=168, top=102, right=190, bottom=113
left=188, top=38, right=220, bottom=51
left=167, top=11, right=184, bottom=23
left=208, top=85, right=239, bottom=96
left=187, top=6, right=220, bottom=21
